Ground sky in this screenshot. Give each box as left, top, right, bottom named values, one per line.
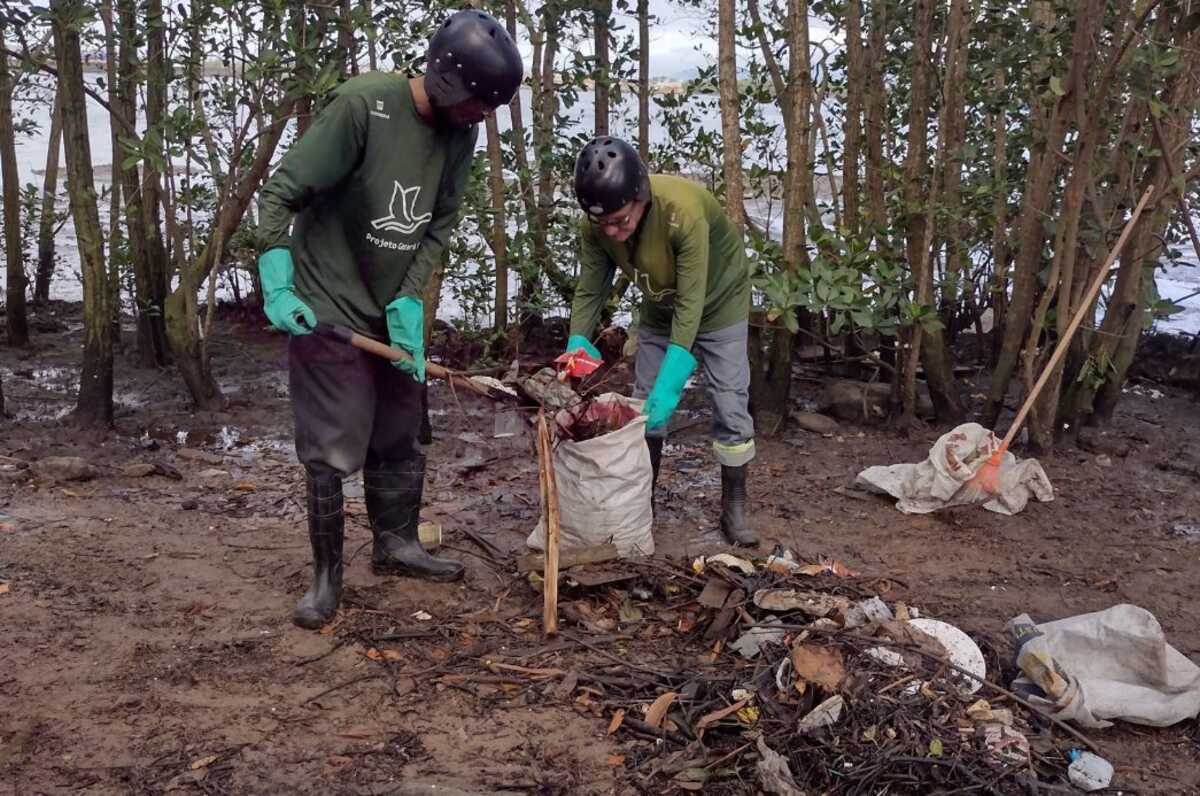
left=512, top=1, right=837, bottom=79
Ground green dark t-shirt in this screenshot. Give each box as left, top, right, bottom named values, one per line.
left=257, top=72, right=477, bottom=337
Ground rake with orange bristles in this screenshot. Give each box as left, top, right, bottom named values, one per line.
left=958, top=185, right=1156, bottom=503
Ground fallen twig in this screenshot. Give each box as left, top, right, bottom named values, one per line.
left=301, top=672, right=383, bottom=705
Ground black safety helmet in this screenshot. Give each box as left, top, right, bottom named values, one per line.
left=426, top=9, right=523, bottom=110
left=574, top=136, right=651, bottom=218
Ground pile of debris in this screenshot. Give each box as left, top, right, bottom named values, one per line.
left=325, top=549, right=1124, bottom=793
left=541, top=550, right=1072, bottom=794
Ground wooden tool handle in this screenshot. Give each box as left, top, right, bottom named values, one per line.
left=308, top=320, right=510, bottom=401
left=323, top=323, right=452, bottom=381
left=1001, top=184, right=1155, bottom=448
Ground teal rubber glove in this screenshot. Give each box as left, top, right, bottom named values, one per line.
left=643, top=343, right=697, bottom=431
left=258, top=248, right=315, bottom=335
left=565, top=334, right=601, bottom=360
left=385, top=296, right=425, bottom=383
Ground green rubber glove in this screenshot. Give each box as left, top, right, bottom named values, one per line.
left=258, top=248, right=315, bottom=335
left=385, top=296, right=425, bottom=383
left=565, top=334, right=601, bottom=360
left=643, top=343, right=697, bottom=431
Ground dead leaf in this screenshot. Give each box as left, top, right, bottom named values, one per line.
left=790, top=643, right=847, bottom=692
left=696, top=698, right=750, bottom=733
left=0, top=583, right=9, bottom=595
left=189, top=754, right=219, bottom=770
left=644, top=691, right=677, bottom=728
left=607, top=708, right=626, bottom=735
left=822, top=557, right=860, bottom=577
left=233, top=480, right=256, bottom=492
left=607, top=754, right=625, bottom=766
left=364, top=647, right=402, bottom=662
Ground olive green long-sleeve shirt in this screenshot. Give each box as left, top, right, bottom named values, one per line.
left=257, top=72, right=477, bottom=336
left=569, top=175, right=750, bottom=350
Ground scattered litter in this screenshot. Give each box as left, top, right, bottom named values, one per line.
left=865, top=647, right=906, bottom=667
left=554, top=349, right=603, bottom=381
left=1123, top=383, right=1164, bottom=400
left=908, top=617, right=986, bottom=695
left=961, top=699, right=1031, bottom=765
left=417, top=521, right=442, bottom=550
left=855, top=422, right=1054, bottom=514
left=517, top=367, right=579, bottom=412
left=1169, top=522, right=1200, bottom=541
left=797, top=694, right=845, bottom=733
left=468, top=376, right=518, bottom=399
left=845, top=596, right=894, bottom=628
left=1008, top=604, right=1200, bottom=728
left=753, top=588, right=850, bottom=617
left=731, top=616, right=786, bottom=659
left=756, top=736, right=805, bottom=796
left=765, top=547, right=800, bottom=574
left=1067, top=750, right=1114, bottom=791
left=698, top=553, right=757, bottom=575
left=411, top=610, right=433, bottom=622
left=797, top=557, right=861, bottom=577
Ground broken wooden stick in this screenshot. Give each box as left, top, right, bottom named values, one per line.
left=536, top=410, right=561, bottom=636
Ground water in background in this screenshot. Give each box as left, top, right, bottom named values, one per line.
left=6, top=79, right=1198, bottom=336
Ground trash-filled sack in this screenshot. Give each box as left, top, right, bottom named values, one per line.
left=855, top=422, right=1054, bottom=514
left=1007, top=604, right=1200, bottom=728
left=527, top=393, right=655, bottom=557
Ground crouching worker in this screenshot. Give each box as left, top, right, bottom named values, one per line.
left=562, top=136, right=758, bottom=547
left=255, top=9, right=524, bottom=628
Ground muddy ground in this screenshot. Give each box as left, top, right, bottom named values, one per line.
left=1, top=303, right=1199, bottom=795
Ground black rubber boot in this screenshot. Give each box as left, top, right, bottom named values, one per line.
left=719, top=464, right=758, bottom=547
left=365, top=455, right=464, bottom=582
left=292, top=470, right=345, bottom=630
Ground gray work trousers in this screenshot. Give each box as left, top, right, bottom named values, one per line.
left=634, top=320, right=756, bottom=467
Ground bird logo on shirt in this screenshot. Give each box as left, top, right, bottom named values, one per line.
left=371, top=182, right=433, bottom=235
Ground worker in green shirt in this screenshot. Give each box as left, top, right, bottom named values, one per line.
left=565, top=136, right=757, bottom=547
left=255, top=9, right=523, bottom=629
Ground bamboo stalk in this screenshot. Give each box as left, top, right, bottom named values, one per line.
left=536, top=410, right=560, bottom=636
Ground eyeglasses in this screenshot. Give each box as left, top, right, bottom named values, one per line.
left=589, top=208, right=636, bottom=229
